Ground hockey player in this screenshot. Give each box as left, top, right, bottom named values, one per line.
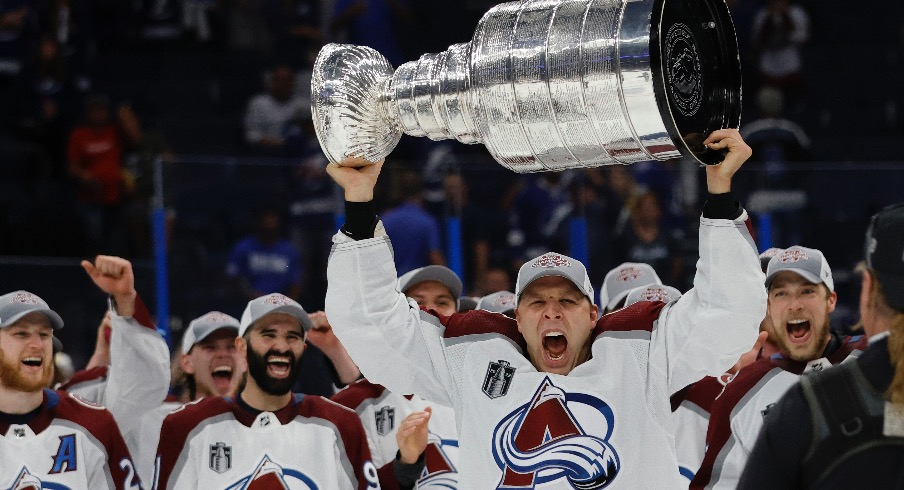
left=599, top=262, right=663, bottom=314
left=0, top=290, right=141, bottom=488
left=324, top=129, right=766, bottom=488
left=155, top=293, right=383, bottom=489
left=739, top=202, right=904, bottom=488
left=691, top=246, right=867, bottom=489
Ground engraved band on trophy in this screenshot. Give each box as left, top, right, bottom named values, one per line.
left=312, top=0, right=741, bottom=172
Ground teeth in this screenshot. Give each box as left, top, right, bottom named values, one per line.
left=788, top=319, right=807, bottom=324
left=213, top=366, right=232, bottom=374
left=545, top=332, right=564, bottom=338
left=23, top=357, right=41, bottom=362
left=549, top=353, right=564, bottom=360
left=268, top=357, right=290, bottom=365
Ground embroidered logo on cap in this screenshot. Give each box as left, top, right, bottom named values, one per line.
left=532, top=253, right=570, bottom=269
left=491, top=294, right=515, bottom=308
left=262, top=294, right=292, bottom=306
left=638, top=287, right=671, bottom=302
left=201, top=312, right=234, bottom=324
left=12, top=292, right=41, bottom=305
left=778, top=249, right=809, bottom=263
left=617, top=267, right=643, bottom=283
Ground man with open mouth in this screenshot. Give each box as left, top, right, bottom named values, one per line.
left=325, top=129, right=767, bottom=488
left=0, top=290, right=140, bottom=488
left=155, top=293, right=389, bottom=489
left=692, top=245, right=867, bottom=489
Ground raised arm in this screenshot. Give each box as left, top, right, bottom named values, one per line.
left=651, top=129, right=767, bottom=392
left=324, top=160, right=459, bottom=406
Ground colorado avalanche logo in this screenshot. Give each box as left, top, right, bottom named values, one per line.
left=418, top=432, right=459, bottom=489
left=226, top=456, right=318, bottom=490
left=492, top=378, right=620, bottom=489
left=777, top=249, right=808, bottom=263
left=6, top=467, right=73, bottom=490
left=616, top=267, right=642, bottom=283
left=12, top=292, right=41, bottom=305
left=532, top=254, right=571, bottom=269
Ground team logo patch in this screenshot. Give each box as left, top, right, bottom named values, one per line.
left=419, top=432, right=459, bottom=489
left=637, top=287, right=671, bottom=303
left=483, top=360, right=516, bottom=399
left=375, top=406, right=395, bottom=436
left=7, top=466, right=75, bottom=490
left=225, top=455, right=322, bottom=489
left=11, top=292, right=41, bottom=305
left=491, top=294, right=515, bottom=309
left=532, top=253, right=571, bottom=269
left=263, top=294, right=294, bottom=306
left=210, top=442, right=233, bottom=474
left=616, top=267, right=642, bottom=283
left=201, top=311, right=235, bottom=323
left=491, top=378, right=620, bottom=488
left=778, top=249, right=809, bottom=263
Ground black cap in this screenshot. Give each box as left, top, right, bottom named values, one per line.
left=865, top=203, right=904, bottom=311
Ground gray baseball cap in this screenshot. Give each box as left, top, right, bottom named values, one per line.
left=477, top=291, right=516, bottom=316
left=765, top=246, right=834, bottom=292
left=758, top=247, right=784, bottom=273
left=182, top=311, right=240, bottom=353
left=516, top=253, right=594, bottom=305
left=0, top=291, right=63, bottom=330
left=239, top=294, right=313, bottom=337
left=624, top=285, right=683, bottom=307
left=398, top=265, right=463, bottom=299
left=599, top=263, right=662, bottom=311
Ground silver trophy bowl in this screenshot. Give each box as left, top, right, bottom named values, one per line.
left=312, top=0, right=741, bottom=172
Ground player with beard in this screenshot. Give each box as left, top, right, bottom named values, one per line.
left=155, top=293, right=390, bottom=488
left=325, top=129, right=768, bottom=487
left=691, top=246, right=867, bottom=489
left=0, top=290, right=141, bottom=488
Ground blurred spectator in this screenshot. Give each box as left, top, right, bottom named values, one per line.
left=331, top=0, right=411, bottom=67
left=66, top=93, right=144, bottom=254
left=382, top=169, right=445, bottom=275
left=742, top=85, right=810, bottom=179
left=613, top=191, right=682, bottom=285
left=751, top=0, right=809, bottom=113
left=243, top=62, right=308, bottom=155
left=473, top=267, right=512, bottom=297
left=508, top=172, right=574, bottom=264
left=226, top=207, right=302, bottom=301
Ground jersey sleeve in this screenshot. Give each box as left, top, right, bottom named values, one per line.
left=650, top=211, right=766, bottom=393
left=105, top=295, right=171, bottom=438
left=323, top=398, right=385, bottom=490
left=325, top=231, right=459, bottom=408
left=154, top=401, right=207, bottom=490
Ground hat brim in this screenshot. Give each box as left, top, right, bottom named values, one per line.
left=399, top=266, right=463, bottom=299
left=255, top=305, right=314, bottom=333
left=517, top=271, right=592, bottom=306
left=765, top=268, right=823, bottom=289
left=1, top=308, right=64, bottom=330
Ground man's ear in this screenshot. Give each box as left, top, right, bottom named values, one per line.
left=235, top=336, right=247, bottom=358
left=179, top=353, right=195, bottom=375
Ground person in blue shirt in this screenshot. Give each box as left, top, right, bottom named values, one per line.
left=226, top=207, right=302, bottom=301
left=381, top=169, right=445, bottom=276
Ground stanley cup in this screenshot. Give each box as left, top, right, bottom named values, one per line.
left=312, top=0, right=741, bottom=172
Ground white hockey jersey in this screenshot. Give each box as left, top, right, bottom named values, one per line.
left=670, top=376, right=725, bottom=485
left=154, top=394, right=382, bottom=489
left=325, top=213, right=766, bottom=489
left=691, top=335, right=867, bottom=489
left=0, top=389, right=141, bottom=489
left=332, top=379, right=460, bottom=488
left=61, top=295, right=171, bottom=440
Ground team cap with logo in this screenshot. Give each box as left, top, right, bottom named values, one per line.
left=397, top=265, right=463, bottom=299
left=758, top=247, right=784, bottom=273
left=239, top=294, right=313, bottom=337
left=765, top=246, right=834, bottom=292
left=182, top=311, right=241, bottom=353
left=0, top=290, right=64, bottom=330
left=624, top=285, right=684, bottom=307
left=516, top=253, right=594, bottom=305
left=477, top=291, right=517, bottom=316
left=599, top=263, right=662, bottom=311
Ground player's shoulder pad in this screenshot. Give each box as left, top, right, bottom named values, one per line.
left=594, top=300, right=666, bottom=337
left=331, top=379, right=387, bottom=409
left=59, top=365, right=109, bottom=392
left=716, top=357, right=784, bottom=403
left=50, top=390, right=119, bottom=438
left=161, top=396, right=233, bottom=433
left=440, top=309, right=525, bottom=348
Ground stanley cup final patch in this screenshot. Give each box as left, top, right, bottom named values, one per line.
left=209, top=442, right=233, bottom=474
left=483, top=360, right=515, bottom=399
left=375, top=406, right=396, bottom=436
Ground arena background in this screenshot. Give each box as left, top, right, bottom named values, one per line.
left=0, top=0, right=901, bottom=380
